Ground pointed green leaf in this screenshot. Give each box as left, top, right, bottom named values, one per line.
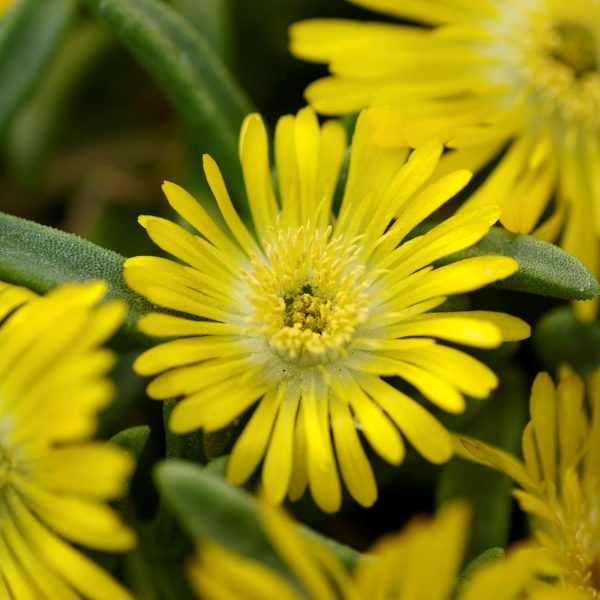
left=0, top=211, right=156, bottom=349
left=81, top=0, right=254, bottom=210
left=439, top=227, right=600, bottom=301
left=0, top=0, right=76, bottom=135
left=154, top=460, right=360, bottom=572
left=534, top=306, right=600, bottom=374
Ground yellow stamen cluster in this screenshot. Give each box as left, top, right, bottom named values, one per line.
left=243, top=224, right=369, bottom=364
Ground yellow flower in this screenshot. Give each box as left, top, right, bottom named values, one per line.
left=291, top=0, right=600, bottom=320
left=188, top=499, right=580, bottom=600
left=125, top=107, right=529, bottom=513
left=462, top=370, right=600, bottom=597
left=0, top=281, right=38, bottom=320
left=0, top=281, right=136, bottom=599
left=0, top=0, right=14, bottom=18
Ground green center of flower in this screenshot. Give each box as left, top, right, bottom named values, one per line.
left=552, top=23, right=597, bottom=77
left=243, top=225, right=369, bottom=365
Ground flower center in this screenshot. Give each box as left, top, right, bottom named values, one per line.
left=283, top=285, right=327, bottom=333
left=551, top=23, right=597, bottom=78
left=243, top=225, right=369, bottom=365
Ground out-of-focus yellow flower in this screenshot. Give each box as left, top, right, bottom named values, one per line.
left=0, top=281, right=136, bottom=599
left=463, top=370, right=600, bottom=597
left=0, top=281, right=37, bottom=319
left=125, top=107, right=529, bottom=513
left=291, top=0, right=600, bottom=320
left=0, top=0, right=14, bottom=18
left=188, top=499, right=582, bottom=600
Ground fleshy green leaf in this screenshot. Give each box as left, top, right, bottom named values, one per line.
left=154, top=460, right=361, bottom=572
left=437, top=367, right=528, bottom=561
left=81, top=0, right=254, bottom=210
left=0, top=0, right=76, bottom=136
left=439, top=227, right=600, bottom=300
left=0, top=211, right=156, bottom=348
left=534, top=306, right=600, bottom=374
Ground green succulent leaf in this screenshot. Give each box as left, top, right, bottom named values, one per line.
left=0, top=211, right=156, bottom=349
left=154, top=460, right=361, bottom=574
left=0, top=0, right=76, bottom=136
left=81, top=0, right=254, bottom=210
left=534, top=306, right=600, bottom=374
left=440, top=227, right=600, bottom=301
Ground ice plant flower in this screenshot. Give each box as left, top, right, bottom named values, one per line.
left=125, top=107, right=529, bottom=513
left=0, top=281, right=136, bottom=599
left=188, top=499, right=580, bottom=600
left=462, top=370, right=600, bottom=597
left=291, top=0, right=600, bottom=319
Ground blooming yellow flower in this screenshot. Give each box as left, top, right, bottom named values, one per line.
left=188, top=499, right=581, bottom=600
left=0, top=281, right=136, bottom=599
left=0, top=281, right=38, bottom=320
left=462, top=370, right=600, bottom=597
left=291, top=0, right=600, bottom=320
left=125, top=107, right=529, bottom=513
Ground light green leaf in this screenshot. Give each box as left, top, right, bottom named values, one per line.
left=0, top=211, right=156, bottom=349
left=0, top=0, right=76, bottom=135
left=81, top=0, right=254, bottom=210
left=154, top=460, right=361, bottom=573
left=439, top=227, right=600, bottom=300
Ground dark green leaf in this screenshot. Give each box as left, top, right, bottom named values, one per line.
left=154, top=460, right=361, bottom=574
left=81, top=0, right=254, bottom=211
left=439, top=227, right=600, bottom=301
left=534, top=306, right=600, bottom=374
left=110, top=425, right=150, bottom=517
left=0, top=211, right=156, bottom=349
left=0, top=0, right=76, bottom=135
left=437, top=368, right=527, bottom=561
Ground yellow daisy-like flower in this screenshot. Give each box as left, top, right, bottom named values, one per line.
left=291, top=0, right=600, bottom=319
left=463, top=370, right=600, bottom=597
left=125, top=107, right=529, bottom=513
left=188, top=499, right=582, bottom=600
left=0, top=281, right=136, bottom=599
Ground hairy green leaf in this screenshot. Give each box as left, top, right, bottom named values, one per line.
left=0, top=211, right=156, bottom=348
left=440, top=227, right=600, bottom=301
